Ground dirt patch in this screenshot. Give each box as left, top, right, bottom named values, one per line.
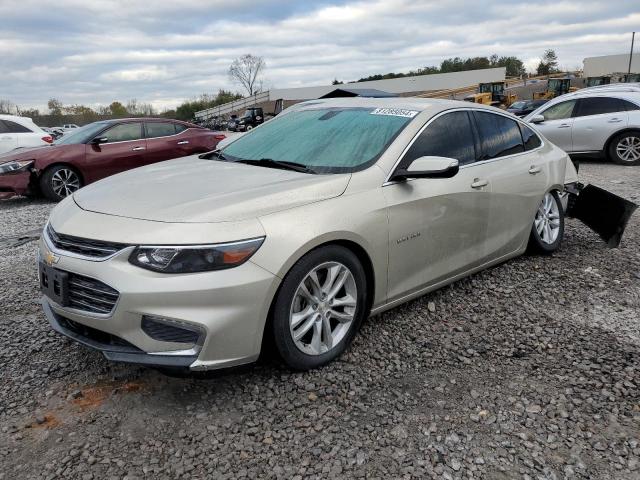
left=71, top=381, right=144, bottom=410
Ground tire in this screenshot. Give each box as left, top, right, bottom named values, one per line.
left=246, top=125, right=253, bottom=131
left=39, top=165, right=82, bottom=201
left=527, top=190, right=564, bottom=254
left=272, top=245, right=368, bottom=370
left=608, top=131, right=640, bottom=166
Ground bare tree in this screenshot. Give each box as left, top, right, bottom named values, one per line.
left=228, top=54, right=266, bottom=97
left=0, top=99, right=18, bottom=115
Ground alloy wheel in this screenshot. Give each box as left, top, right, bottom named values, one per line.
left=289, top=261, right=357, bottom=355
left=615, top=135, right=640, bottom=163
left=51, top=169, right=80, bottom=198
left=534, top=192, right=561, bottom=245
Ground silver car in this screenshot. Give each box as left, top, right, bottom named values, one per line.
left=39, top=98, right=580, bottom=371
left=524, top=89, right=640, bottom=165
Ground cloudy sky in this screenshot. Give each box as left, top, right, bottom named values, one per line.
left=1, top=0, right=639, bottom=111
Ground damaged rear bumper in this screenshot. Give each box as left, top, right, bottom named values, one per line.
left=565, top=182, right=638, bottom=248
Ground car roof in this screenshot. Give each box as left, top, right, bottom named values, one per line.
left=0, top=114, right=36, bottom=123
left=290, top=96, right=502, bottom=116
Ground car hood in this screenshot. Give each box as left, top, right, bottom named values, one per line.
left=73, top=157, right=351, bottom=223
left=0, top=144, right=80, bottom=163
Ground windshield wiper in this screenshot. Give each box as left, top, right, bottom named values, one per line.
left=236, top=158, right=316, bottom=174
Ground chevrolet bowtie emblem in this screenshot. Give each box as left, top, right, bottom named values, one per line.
left=43, top=250, right=59, bottom=266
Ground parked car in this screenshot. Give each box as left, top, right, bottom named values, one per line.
left=42, top=127, right=64, bottom=141
left=62, top=124, right=80, bottom=131
left=0, top=118, right=225, bottom=200
left=524, top=90, right=640, bottom=165
left=39, top=97, right=621, bottom=373
left=506, top=99, right=549, bottom=117
left=0, top=114, right=52, bottom=154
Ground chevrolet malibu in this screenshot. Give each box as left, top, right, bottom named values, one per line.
left=0, top=118, right=225, bottom=201
left=40, top=98, right=580, bottom=371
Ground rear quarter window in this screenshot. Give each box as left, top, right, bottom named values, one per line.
left=519, top=123, right=542, bottom=151
left=473, top=111, right=524, bottom=160
left=2, top=120, right=32, bottom=133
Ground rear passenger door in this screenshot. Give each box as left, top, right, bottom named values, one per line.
left=571, top=97, right=629, bottom=152
left=144, top=122, right=192, bottom=164
left=472, top=111, right=548, bottom=259
left=384, top=110, right=492, bottom=300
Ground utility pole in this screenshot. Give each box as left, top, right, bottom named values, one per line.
left=629, top=31, right=636, bottom=75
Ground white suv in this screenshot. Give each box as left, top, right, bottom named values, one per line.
left=0, top=115, right=52, bottom=155
left=524, top=89, right=640, bottom=165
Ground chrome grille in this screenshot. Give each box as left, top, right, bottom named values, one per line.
left=46, top=224, right=128, bottom=259
left=67, top=272, right=119, bottom=315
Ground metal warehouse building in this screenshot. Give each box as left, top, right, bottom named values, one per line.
left=195, top=67, right=506, bottom=121
left=583, top=53, right=639, bottom=77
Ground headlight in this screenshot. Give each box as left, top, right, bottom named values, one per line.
left=0, top=160, right=34, bottom=175
left=128, top=237, right=265, bottom=273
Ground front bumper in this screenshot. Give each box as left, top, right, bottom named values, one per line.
left=38, top=236, right=281, bottom=371
left=0, top=171, right=30, bottom=199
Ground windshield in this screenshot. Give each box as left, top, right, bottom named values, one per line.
left=221, top=107, right=415, bottom=173
left=54, top=122, right=109, bottom=145
left=510, top=101, right=527, bottom=110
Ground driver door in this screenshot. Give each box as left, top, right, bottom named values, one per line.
left=530, top=99, right=577, bottom=152
left=85, top=122, right=146, bottom=182
left=383, top=110, right=491, bottom=301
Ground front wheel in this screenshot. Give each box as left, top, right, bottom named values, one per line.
left=40, top=165, right=82, bottom=201
left=527, top=190, right=564, bottom=254
left=272, top=245, right=368, bottom=370
left=608, top=131, right=640, bottom=166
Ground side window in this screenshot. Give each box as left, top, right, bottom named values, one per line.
left=575, top=97, right=625, bottom=117
left=620, top=99, right=640, bottom=111
left=473, top=111, right=524, bottom=159
left=174, top=124, right=187, bottom=133
left=519, top=123, right=542, bottom=151
left=102, top=123, right=143, bottom=143
left=145, top=122, right=178, bottom=138
left=401, top=111, right=477, bottom=167
left=3, top=120, right=32, bottom=133
left=540, top=100, right=576, bottom=120
left=0, top=121, right=8, bottom=134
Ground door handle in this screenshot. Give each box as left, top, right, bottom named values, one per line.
left=131, top=146, right=145, bottom=151
left=558, top=124, right=571, bottom=128
left=471, top=178, right=488, bottom=189
left=528, top=165, right=542, bottom=175
left=177, top=140, right=189, bottom=145
left=608, top=118, right=623, bottom=123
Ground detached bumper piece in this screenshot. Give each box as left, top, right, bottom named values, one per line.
left=43, top=299, right=197, bottom=368
left=566, top=183, right=638, bottom=248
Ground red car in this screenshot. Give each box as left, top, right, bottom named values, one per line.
left=0, top=118, right=225, bottom=200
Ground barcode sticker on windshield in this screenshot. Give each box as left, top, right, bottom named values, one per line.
left=370, top=108, right=419, bottom=118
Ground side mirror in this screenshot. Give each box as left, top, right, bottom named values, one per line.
left=530, top=114, right=545, bottom=124
left=391, top=156, right=459, bottom=181
left=91, top=137, right=108, bottom=145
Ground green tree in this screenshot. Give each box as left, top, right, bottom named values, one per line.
left=537, top=49, right=559, bottom=75
left=109, top=101, right=128, bottom=117
left=174, top=90, right=243, bottom=121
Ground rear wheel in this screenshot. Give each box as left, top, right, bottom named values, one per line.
left=527, top=190, right=564, bottom=254
left=608, top=131, right=640, bottom=166
left=272, top=245, right=367, bottom=370
left=40, top=165, right=82, bottom=201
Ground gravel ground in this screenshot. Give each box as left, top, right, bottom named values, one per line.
left=1, top=159, right=639, bottom=480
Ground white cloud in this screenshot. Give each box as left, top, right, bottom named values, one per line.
left=0, top=0, right=638, bottom=110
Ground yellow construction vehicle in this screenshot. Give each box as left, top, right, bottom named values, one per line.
left=533, top=78, right=578, bottom=100
left=464, top=82, right=516, bottom=107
